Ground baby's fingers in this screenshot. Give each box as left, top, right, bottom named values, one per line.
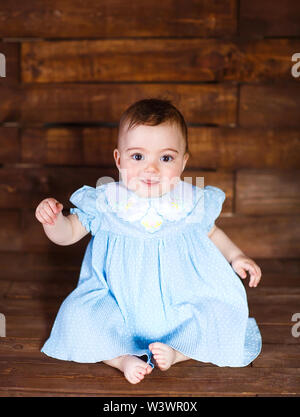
left=247, top=264, right=261, bottom=288
left=37, top=200, right=58, bottom=225
left=47, top=199, right=59, bottom=215
left=235, top=267, right=247, bottom=279
left=36, top=208, right=54, bottom=225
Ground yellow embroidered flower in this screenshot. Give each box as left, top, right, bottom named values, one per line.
left=141, top=219, right=162, bottom=229
left=171, top=201, right=179, bottom=210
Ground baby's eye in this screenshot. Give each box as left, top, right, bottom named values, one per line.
left=131, top=153, right=144, bottom=161
left=160, top=154, right=174, bottom=162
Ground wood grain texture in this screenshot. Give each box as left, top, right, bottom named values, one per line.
left=0, top=0, right=236, bottom=38
left=240, top=0, right=300, bottom=37
left=0, top=83, right=237, bottom=125
left=236, top=169, right=300, bottom=215
left=21, top=39, right=300, bottom=83
left=0, top=127, right=20, bottom=163
left=240, top=84, right=300, bottom=128
left=219, top=215, right=300, bottom=258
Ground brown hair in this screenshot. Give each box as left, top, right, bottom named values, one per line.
left=117, top=98, right=189, bottom=155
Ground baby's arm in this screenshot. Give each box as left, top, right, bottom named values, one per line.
left=35, top=198, right=89, bottom=245
left=208, top=225, right=262, bottom=287
left=43, top=213, right=89, bottom=246
left=208, top=225, right=245, bottom=263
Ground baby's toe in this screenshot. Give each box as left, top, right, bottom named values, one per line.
left=136, top=366, right=147, bottom=378
left=129, top=375, right=141, bottom=384
left=145, top=364, right=153, bottom=374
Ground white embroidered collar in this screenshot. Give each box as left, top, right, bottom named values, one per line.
left=96, top=180, right=203, bottom=233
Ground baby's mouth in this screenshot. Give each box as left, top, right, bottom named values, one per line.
left=141, top=179, right=160, bottom=186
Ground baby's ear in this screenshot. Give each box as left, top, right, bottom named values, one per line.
left=113, top=148, right=121, bottom=168
left=182, top=152, right=189, bottom=169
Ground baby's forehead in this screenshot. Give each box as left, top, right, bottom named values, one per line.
left=118, top=121, right=183, bottom=149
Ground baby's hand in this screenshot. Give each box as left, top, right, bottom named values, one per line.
left=231, top=254, right=262, bottom=288
left=35, top=198, right=64, bottom=226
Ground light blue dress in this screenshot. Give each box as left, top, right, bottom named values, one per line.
left=41, top=179, right=262, bottom=369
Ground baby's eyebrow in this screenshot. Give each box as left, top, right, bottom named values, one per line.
left=126, top=147, right=179, bottom=153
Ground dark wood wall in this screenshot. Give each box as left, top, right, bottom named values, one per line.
left=0, top=0, right=300, bottom=282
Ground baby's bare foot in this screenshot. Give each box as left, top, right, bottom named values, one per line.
left=104, top=355, right=153, bottom=384
left=149, top=342, right=189, bottom=371
left=149, top=342, right=177, bottom=371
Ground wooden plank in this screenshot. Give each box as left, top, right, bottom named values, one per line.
left=0, top=0, right=236, bottom=38
left=236, top=169, right=300, bottom=215
left=0, top=390, right=108, bottom=397
left=0, top=280, right=11, bottom=298
left=257, top=272, right=300, bottom=286
left=0, top=365, right=299, bottom=395
left=0, top=211, right=22, bottom=251
left=259, top=324, right=300, bottom=345
left=252, top=344, right=300, bottom=368
left=245, top=287, right=300, bottom=297
left=214, top=128, right=300, bottom=170
left=6, top=281, right=75, bottom=299
left=240, top=84, right=300, bottom=128
left=0, top=251, right=82, bottom=281
left=0, top=166, right=119, bottom=209
left=4, top=315, right=54, bottom=338
left=219, top=215, right=300, bottom=258
left=0, top=390, right=256, bottom=397
left=21, top=126, right=300, bottom=170
left=0, top=337, right=42, bottom=355
left=0, top=298, right=63, bottom=315
left=0, top=83, right=237, bottom=125
left=248, top=298, right=300, bottom=324
left=21, top=39, right=300, bottom=83
left=240, top=0, right=300, bottom=37
left=255, top=258, right=300, bottom=278
left=0, top=127, right=20, bottom=163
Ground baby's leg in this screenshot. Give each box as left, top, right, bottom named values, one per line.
left=149, top=342, right=190, bottom=371
left=103, top=354, right=153, bottom=384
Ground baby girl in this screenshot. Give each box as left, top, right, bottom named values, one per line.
left=36, top=98, right=262, bottom=384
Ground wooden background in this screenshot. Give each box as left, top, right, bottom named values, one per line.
left=0, top=1, right=299, bottom=267
left=0, top=0, right=300, bottom=396
left=0, top=0, right=299, bottom=265
left=0, top=1, right=299, bottom=291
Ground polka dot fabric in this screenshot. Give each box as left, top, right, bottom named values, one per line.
left=41, top=181, right=262, bottom=368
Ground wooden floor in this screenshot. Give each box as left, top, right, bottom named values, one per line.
left=0, top=258, right=299, bottom=397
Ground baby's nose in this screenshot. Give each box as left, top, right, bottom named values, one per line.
left=145, top=162, right=159, bottom=173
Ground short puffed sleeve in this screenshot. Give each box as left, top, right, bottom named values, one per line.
left=203, top=185, right=226, bottom=234
left=69, top=185, right=101, bottom=236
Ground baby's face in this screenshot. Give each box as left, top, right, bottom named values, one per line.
left=113, top=122, right=189, bottom=198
